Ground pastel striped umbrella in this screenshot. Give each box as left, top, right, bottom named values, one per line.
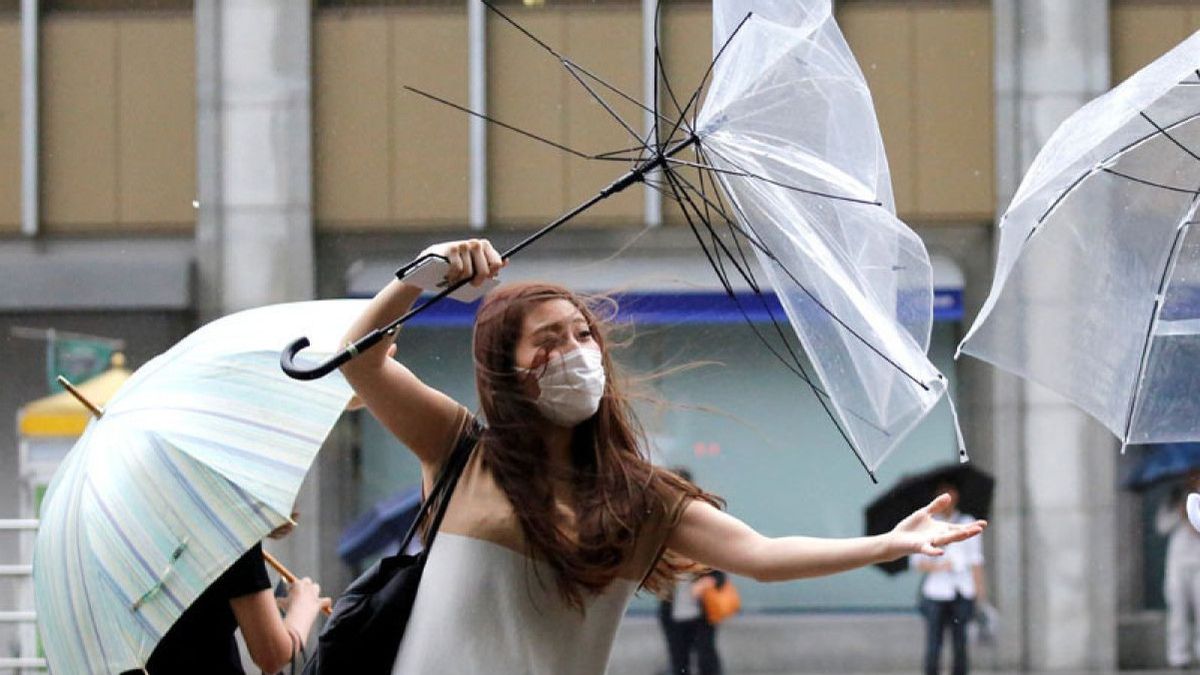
left=33, top=300, right=364, bottom=674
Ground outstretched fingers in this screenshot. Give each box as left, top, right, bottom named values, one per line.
left=932, top=519, right=987, bottom=548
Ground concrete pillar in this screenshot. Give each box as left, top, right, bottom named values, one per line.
left=992, top=1, right=1116, bottom=670
left=194, top=0, right=322, bottom=585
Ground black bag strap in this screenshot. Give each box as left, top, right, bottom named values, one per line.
left=396, top=418, right=481, bottom=556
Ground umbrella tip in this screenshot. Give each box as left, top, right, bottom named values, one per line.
left=57, top=376, right=105, bottom=419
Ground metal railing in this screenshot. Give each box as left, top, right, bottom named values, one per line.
left=0, top=519, right=44, bottom=671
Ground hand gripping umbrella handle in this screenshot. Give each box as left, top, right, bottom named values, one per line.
left=280, top=328, right=389, bottom=381
left=262, top=549, right=332, bottom=616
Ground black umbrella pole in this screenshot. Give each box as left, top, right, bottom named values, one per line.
left=281, top=135, right=700, bottom=381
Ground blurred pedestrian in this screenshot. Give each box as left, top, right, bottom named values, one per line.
left=1157, top=472, right=1200, bottom=668
left=659, top=468, right=726, bottom=675
left=911, top=482, right=986, bottom=675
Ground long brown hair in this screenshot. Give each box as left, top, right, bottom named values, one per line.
left=472, top=282, right=722, bottom=609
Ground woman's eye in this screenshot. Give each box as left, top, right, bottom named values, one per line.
left=578, top=330, right=593, bottom=340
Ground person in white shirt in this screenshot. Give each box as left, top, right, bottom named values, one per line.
left=910, top=483, right=986, bottom=675
left=1157, top=473, right=1200, bottom=668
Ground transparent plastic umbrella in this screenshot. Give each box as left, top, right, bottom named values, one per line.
left=33, top=300, right=361, bottom=674
left=284, top=0, right=955, bottom=479
left=696, top=0, right=956, bottom=475
left=959, top=31, right=1200, bottom=446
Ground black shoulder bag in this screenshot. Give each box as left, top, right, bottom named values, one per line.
left=302, top=420, right=480, bottom=674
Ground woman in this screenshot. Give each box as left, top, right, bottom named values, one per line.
left=135, top=519, right=330, bottom=674
left=341, top=238, right=985, bottom=675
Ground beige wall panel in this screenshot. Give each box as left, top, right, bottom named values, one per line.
left=913, top=4, right=993, bottom=220
left=1112, top=4, right=1191, bottom=83
left=117, top=16, right=195, bottom=231
left=393, top=8, right=470, bottom=227
left=839, top=2, right=917, bottom=216
left=661, top=5, right=711, bottom=227
left=315, top=14, right=390, bottom=228
left=488, top=10, right=567, bottom=226
left=42, top=17, right=118, bottom=231
left=562, top=8, right=641, bottom=227
left=0, top=19, right=20, bottom=233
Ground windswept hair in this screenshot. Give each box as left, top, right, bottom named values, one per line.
left=471, top=282, right=722, bottom=609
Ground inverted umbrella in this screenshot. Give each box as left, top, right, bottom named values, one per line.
left=864, top=463, right=994, bottom=575
left=33, top=300, right=361, bottom=674
left=283, top=0, right=956, bottom=479
left=959, top=31, right=1200, bottom=447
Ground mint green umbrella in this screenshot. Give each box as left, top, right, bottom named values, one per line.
left=33, top=300, right=364, bottom=674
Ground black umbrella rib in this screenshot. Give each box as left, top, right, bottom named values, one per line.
left=1033, top=169, right=1092, bottom=229
left=1034, top=110, right=1200, bottom=229
left=668, top=151, right=884, bottom=206
left=665, top=156, right=932, bottom=393
left=696, top=146, right=760, bottom=291
left=665, top=163, right=896, bottom=439
left=662, top=167, right=876, bottom=480
left=661, top=12, right=754, bottom=153
left=1122, top=196, right=1197, bottom=444
left=478, top=0, right=676, bottom=132
left=562, top=60, right=655, bottom=153
left=403, top=86, right=631, bottom=163
left=1141, top=112, right=1200, bottom=164
left=1104, top=110, right=1200, bottom=166
left=1101, top=168, right=1200, bottom=195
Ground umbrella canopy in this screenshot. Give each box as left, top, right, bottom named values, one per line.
left=959, top=31, right=1200, bottom=445
left=1122, top=443, right=1200, bottom=491
left=697, top=0, right=953, bottom=473
left=337, top=485, right=422, bottom=567
left=33, top=300, right=362, bottom=674
left=864, top=463, right=994, bottom=575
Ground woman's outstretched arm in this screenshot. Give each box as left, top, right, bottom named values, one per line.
left=339, top=239, right=504, bottom=471
left=665, top=493, right=985, bottom=583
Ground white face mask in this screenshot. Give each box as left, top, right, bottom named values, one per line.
left=519, top=347, right=606, bottom=427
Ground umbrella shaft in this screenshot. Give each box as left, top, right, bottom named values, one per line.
left=384, top=134, right=700, bottom=333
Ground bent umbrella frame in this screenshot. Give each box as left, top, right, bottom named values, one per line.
left=282, top=0, right=954, bottom=480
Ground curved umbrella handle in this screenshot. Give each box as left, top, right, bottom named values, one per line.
left=280, top=329, right=388, bottom=381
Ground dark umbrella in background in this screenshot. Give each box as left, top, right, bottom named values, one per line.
left=1122, top=443, right=1200, bottom=492
left=337, top=486, right=422, bottom=571
left=864, top=463, right=994, bottom=575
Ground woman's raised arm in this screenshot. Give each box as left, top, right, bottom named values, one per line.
left=339, top=239, right=504, bottom=471
left=665, top=493, right=985, bottom=583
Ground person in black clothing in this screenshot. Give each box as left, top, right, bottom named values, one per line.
left=126, top=521, right=328, bottom=674
left=658, top=468, right=725, bottom=675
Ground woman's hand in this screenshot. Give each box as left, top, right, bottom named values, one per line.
left=421, top=239, right=506, bottom=288
left=885, top=493, right=986, bottom=560
left=281, top=577, right=322, bottom=616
